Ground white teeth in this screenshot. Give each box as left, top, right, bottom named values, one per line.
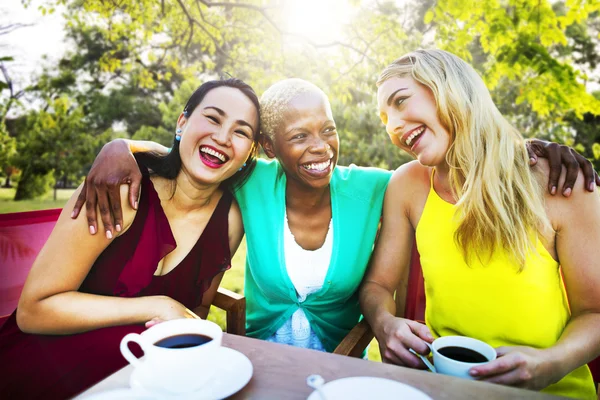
left=200, top=147, right=226, bottom=162
left=304, top=159, right=331, bottom=171
left=405, top=126, right=425, bottom=147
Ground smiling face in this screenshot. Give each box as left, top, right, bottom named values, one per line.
left=377, top=76, right=451, bottom=168
left=177, top=86, right=258, bottom=186
left=263, top=90, right=339, bottom=190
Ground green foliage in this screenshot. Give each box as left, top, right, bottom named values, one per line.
left=13, top=97, right=97, bottom=199
left=430, top=0, right=600, bottom=128
left=131, top=78, right=203, bottom=147
left=0, top=122, right=16, bottom=174
left=131, top=125, right=173, bottom=147
left=332, top=98, right=413, bottom=170
left=11, top=0, right=600, bottom=195
left=14, top=171, right=55, bottom=200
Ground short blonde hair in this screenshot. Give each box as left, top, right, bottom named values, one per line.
left=378, top=49, right=551, bottom=269
left=260, top=78, right=326, bottom=139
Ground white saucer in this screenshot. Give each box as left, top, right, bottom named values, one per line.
left=129, top=346, right=253, bottom=400
left=82, top=388, right=154, bottom=399
left=306, top=377, right=432, bottom=400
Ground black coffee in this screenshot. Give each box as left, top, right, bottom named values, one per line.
left=438, top=346, right=488, bottom=363
left=154, top=334, right=213, bottom=349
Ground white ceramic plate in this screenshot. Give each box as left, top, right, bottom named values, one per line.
left=306, top=376, right=433, bottom=400
left=81, top=388, right=153, bottom=399
left=129, top=346, right=253, bottom=400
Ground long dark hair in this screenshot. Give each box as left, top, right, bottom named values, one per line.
left=134, top=78, right=261, bottom=190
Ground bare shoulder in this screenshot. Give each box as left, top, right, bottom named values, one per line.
left=388, top=160, right=430, bottom=199
left=533, top=158, right=600, bottom=224
left=533, top=158, right=588, bottom=201
left=116, top=183, right=138, bottom=235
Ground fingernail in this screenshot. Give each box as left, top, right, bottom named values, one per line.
left=563, top=188, right=571, bottom=197
left=134, top=201, right=138, bottom=210
left=71, top=210, right=76, bottom=218
left=116, top=224, right=122, bottom=232
left=470, top=370, right=479, bottom=376
left=106, top=230, right=113, bottom=240
left=529, top=157, right=536, bottom=164
left=551, top=186, right=557, bottom=195
left=589, top=182, right=595, bottom=192
left=89, top=226, right=96, bottom=235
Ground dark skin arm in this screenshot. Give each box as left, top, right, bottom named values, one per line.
left=72, top=138, right=600, bottom=238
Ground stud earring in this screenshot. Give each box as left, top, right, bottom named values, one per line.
left=175, top=128, right=182, bottom=141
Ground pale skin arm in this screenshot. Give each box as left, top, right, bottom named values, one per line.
left=470, top=164, right=600, bottom=390
left=16, top=184, right=189, bottom=335
left=359, top=164, right=434, bottom=369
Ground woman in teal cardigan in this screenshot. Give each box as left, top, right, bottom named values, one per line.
left=70, top=79, right=597, bottom=353
left=235, top=80, right=391, bottom=351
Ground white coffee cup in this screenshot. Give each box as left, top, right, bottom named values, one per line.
left=428, top=336, right=496, bottom=379
left=120, top=319, right=223, bottom=393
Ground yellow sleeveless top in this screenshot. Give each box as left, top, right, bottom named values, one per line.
left=415, top=171, right=595, bottom=399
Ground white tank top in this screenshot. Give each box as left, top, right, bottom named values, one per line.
left=266, top=211, right=333, bottom=350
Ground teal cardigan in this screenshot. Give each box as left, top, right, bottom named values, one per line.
left=234, top=159, right=391, bottom=351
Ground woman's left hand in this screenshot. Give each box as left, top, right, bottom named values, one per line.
left=469, top=346, right=560, bottom=390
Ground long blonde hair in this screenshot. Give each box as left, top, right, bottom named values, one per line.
left=378, top=49, right=551, bottom=269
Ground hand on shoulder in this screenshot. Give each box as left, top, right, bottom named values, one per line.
left=72, top=182, right=139, bottom=239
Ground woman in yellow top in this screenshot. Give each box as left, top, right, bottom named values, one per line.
left=360, top=49, right=600, bottom=399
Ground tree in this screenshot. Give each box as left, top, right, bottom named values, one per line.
left=0, top=58, right=22, bottom=188
left=0, top=120, right=16, bottom=187
left=13, top=97, right=97, bottom=200
left=24, top=0, right=600, bottom=178
left=427, top=0, right=600, bottom=138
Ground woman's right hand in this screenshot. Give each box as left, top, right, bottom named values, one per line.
left=377, top=315, right=434, bottom=369
left=145, top=296, right=191, bottom=328
left=71, top=139, right=142, bottom=238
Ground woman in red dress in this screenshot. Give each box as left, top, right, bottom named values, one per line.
left=0, top=78, right=261, bottom=399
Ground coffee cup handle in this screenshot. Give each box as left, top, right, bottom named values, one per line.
left=409, top=342, right=437, bottom=374
left=120, top=333, right=149, bottom=367
left=425, top=342, right=433, bottom=354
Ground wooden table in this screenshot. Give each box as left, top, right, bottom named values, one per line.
left=78, top=333, right=564, bottom=399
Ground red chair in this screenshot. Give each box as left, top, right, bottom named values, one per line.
left=0, top=208, right=246, bottom=334
left=333, top=241, right=425, bottom=356
left=0, top=209, right=62, bottom=328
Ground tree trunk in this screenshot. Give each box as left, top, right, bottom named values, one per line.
left=2, top=172, right=10, bottom=188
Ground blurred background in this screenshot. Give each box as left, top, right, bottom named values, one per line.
left=1, top=0, right=599, bottom=359
left=1, top=0, right=599, bottom=210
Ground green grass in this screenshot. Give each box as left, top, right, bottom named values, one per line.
left=0, top=187, right=77, bottom=213
left=1, top=189, right=382, bottom=361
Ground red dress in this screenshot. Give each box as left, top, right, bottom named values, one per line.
left=0, top=173, right=233, bottom=399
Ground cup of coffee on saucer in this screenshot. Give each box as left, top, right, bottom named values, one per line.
left=120, top=319, right=223, bottom=394
left=413, top=335, right=496, bottom=379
